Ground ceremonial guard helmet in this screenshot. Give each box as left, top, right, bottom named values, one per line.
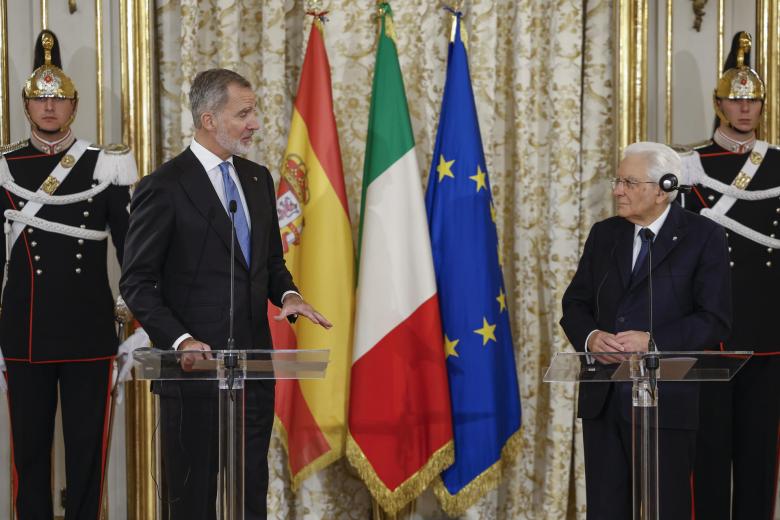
left=23, top=30, right=78, bottom=130
left=713, top=32, right=765, bottom=127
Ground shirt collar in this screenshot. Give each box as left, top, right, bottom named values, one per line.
left=30, top=129, right=75, bottom=155
left=190, top=138, right=234, bottom=173
left=713, top=127, right=756, bottom=154
left=634, top=203, right=671, bottom=239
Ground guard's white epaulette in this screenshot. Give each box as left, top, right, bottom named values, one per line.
left=0, top=140, right=26, bottom=156
left=0, top=156, right=12, bottom=186
left=768, top=143, right=780, bottom=151
left=93, top=143, right=138, bottom=186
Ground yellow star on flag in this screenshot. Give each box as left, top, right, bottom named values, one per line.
left=444, top=335, right=460, bottom=358
left=474, top=317, right=497, bottom=346
left=469, top=165, right=487, bottom=192
left=437, top=154, right=455, bottom=182
left=497, top=288, right=506, bottom=312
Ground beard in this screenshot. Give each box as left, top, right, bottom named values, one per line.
left=215, top=122, right=251, bottom=156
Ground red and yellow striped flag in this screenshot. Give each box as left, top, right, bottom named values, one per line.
left=270, top=16, right=355, bottom=489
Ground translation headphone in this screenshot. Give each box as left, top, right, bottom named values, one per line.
left=659, top=173, right=692, bottom=194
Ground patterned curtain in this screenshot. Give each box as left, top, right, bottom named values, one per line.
left=155, top=0, right=614, bottom=518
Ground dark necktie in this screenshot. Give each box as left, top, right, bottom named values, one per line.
left=219, top=162, right=251, bottom=265
left=631, top=228, right=655, bottom=279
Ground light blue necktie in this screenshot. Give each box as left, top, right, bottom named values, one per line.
left=219, top=161, right=251, bottom=265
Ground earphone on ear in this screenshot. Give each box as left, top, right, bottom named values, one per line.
left=658, top=173, right=692, bottom=194
left=659, top=173, right=679, bottom=192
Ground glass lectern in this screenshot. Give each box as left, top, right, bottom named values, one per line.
left=129, top=347, right=330, bottom=520
left=544, top=350, right=751, bottom=520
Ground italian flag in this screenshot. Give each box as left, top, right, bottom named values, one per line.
left=346, top=3, right=453, bottom=514
left=270, top=16, right=355, bottom=489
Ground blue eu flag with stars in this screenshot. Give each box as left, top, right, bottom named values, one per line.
left=425, top=15, right=522, bottom=512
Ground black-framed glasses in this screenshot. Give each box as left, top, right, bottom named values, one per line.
left=610, top=178, right=657, bottom=190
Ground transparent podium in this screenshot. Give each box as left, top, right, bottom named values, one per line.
left=131, top=347, right=330, bottom=520
left=544, top=350, right=751, bottom=520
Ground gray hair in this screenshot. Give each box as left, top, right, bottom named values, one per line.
left=189, top=69, right=252, bottom=129
left=622, top=141, right=683, bottom=200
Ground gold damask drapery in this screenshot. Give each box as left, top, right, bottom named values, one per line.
left=155, top=0, right=614, bottom=518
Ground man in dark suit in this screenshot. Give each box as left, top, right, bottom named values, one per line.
left=560, top=141, right=732, bottom=519
left=119, top=68, right=330, bottom=520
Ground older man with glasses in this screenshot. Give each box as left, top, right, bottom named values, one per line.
left=560, top=141, right=732, bottom=519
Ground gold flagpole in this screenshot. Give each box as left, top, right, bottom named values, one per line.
left=120, top=1, right=158, bottom=518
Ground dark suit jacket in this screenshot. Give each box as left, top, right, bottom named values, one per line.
left=560, top=202, right=732, bottom=429
left=119, top=147, right=296, bottom=352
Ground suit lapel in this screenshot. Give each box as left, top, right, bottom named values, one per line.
left=175, top=148, right=250, bottom=271
left=630, top=204, right=687, bottom=288
left=615, top=221, right=634, bottom=289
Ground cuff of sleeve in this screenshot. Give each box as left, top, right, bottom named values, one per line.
left=584, top=330, right=598, bottom=364
left=172, top=333, right=192, bottom=351
left=281, top=290, right=302, bottom=304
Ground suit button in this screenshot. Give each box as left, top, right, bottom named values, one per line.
left=618, top=316, right=625, bottom=323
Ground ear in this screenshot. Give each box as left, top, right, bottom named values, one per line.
left=201, top=112, right=216, bottom=131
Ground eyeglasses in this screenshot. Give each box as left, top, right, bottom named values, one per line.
left=610, top=178, right=657, bottom=190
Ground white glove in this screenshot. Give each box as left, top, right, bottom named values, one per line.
left=112, top=328, right=150, bottom=404
left=0, top=347, right=6, bottom=392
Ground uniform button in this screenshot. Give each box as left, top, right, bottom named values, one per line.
left=776, top=208, right=780, bottom=213
left=83, top=211, right=90, bottom=218
left=34, top=255, right=40, bottom=261
left=18, top=201, right=25, bottom=208
left=79, top=224, right=86, bottom=229
left=75, top=268, right=82, bottom=274
left=774, top=221, right=779, bottom=227
left=87, top=198, right=93, bottom=203
left=35, top=269, right=42, bottom=275
left=708, top=194, right=715, bottom=201
left=77, top=239, right=84, bottom=245
left=30, top=241, right=37, bottom=247
left=27, top=228, right=33, bottom=234
left=728, top=246, right=732, bottom=252
left=767, top=261, right=773, bottom=267
left=768, top=248, right=774, bottom=254
left=730, top=261, right=735, bottom=267
left=76, top=253, right=82, bottom=260
left=772, top=234, right=777, bottom=239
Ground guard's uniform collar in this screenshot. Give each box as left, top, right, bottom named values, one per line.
left=30, top=129, right=75, bottom=155
left=713, top=128, right=756, bottom=154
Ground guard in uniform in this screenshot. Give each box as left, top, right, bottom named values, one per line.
left=679, top=32, right=780, bottom=520
left=0, top=31, right=136, bottom=518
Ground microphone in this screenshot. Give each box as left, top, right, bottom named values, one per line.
left=644, top=229, right=660, bottom=375
left=659, top=173, right=693, bottom=194
left=226, top=200, right=238, bottom=393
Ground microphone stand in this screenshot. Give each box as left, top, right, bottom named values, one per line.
left=225, top=200, right=238, bottom=395
left=631, top=229, right=660, bottom=520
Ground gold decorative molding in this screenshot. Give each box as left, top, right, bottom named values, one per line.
left=120, top=1, right=158, bottom=518
left=756, top=0, right=779, bottom=143
left=41, top=0, right=47, bottom=29
left=0, top=0, right=9, bottom=145
left=95, top=0, right=104, bottom=144
left=692, top=0, right=709, bottom=32
left=717, top=0, right=724, bottom=82
left=666, top=0, right=673, bottom=143
left=614, top=0, right=648, bottom=158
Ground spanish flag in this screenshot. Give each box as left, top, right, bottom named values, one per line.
left=270, top=15, right=355, bottom=490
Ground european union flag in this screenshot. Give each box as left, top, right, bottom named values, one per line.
left=425, top=15, right=522, bottom=513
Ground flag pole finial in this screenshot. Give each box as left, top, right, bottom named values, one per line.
left=305, top=0, right=329, bottom=23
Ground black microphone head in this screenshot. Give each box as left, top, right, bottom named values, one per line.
left=229, top=200, right=237, bottom=213
left=659, top=173, right=679, bottom=192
